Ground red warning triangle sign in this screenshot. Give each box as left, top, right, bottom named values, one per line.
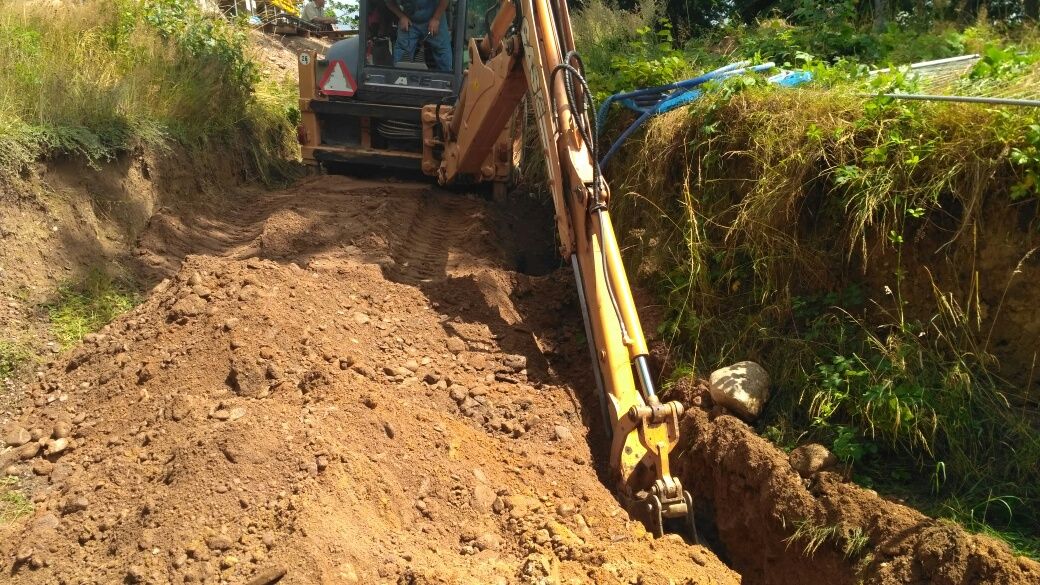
left=319, top=59, right=356, bottom=97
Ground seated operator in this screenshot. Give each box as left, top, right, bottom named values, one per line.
left=301, top=0, right=337, bottom=28
left=385, top=0, right=452, bottom=71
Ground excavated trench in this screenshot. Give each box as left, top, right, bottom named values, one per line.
left=1, top=174, right=1037, bottom=584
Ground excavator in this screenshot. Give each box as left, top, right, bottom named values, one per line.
left=296, top=0, right=695, bottom=538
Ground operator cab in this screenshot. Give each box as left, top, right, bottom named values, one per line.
left=299, top=0, right=501, bottom=166
left=353, top=0, right=500, bottom=99
left=355, top=0, right=461, bottom=103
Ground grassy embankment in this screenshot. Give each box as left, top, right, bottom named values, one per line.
left=0, top=0, right=299, bottom=183
left=575, top=0, right=1040, bottom=557
left=0, top=0, right=300, bottom=382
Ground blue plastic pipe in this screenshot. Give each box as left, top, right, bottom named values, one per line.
left=598, top=63, right=778, bottom=168
left=595, top=61, right=750, bottom=134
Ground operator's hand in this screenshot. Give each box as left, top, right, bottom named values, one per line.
left=427, top=17, right=440, bottom=36
left=398, top=15, right=411, bottom=31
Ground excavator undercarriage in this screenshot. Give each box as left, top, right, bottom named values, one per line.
left=297, top=0, right=696, bottom=539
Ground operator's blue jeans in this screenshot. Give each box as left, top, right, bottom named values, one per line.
left=393, top=15, right=452, bottom=71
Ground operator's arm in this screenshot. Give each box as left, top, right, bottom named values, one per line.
left=428, top=0, right=449, bottom=35
left=385, top=0, right=411, bottom=31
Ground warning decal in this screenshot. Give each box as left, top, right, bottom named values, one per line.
left=319, top=60, right=356, bottom=97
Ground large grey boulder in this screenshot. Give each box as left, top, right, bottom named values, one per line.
left=708, top=361, right=770, bottom=420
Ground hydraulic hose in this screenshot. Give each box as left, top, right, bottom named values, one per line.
left=595, top=61, right=750, bottom=134
left=598, top=63, right=775, bottom=168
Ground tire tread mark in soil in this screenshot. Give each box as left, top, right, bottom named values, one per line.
left=386, top=194, right=475, bottom=284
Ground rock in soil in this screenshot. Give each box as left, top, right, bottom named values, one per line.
left=4, top=426, right=32, bottom=447
left=708, top=360, right=771, bottom=420
left=788, top=443, right=838, bottom=478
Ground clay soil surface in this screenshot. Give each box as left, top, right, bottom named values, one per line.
left=2, top=174, right=1039, bottom=585
left=0, top=176, right=736, bottom=584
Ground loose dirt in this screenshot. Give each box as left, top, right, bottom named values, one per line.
left=0, top=147, right=255, bottom=414
left=0, top=176, right=735, bottom=584
left=2, top=174, right=1038, bottom=584
left=669, top=381, right=1040, bottom=585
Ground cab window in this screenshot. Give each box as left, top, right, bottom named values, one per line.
left=365, top=0, right=456, bottom=72
left=462, top=0, right=498, bottom=69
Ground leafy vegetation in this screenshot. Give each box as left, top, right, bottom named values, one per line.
left=576, top=0, right=1040, bottom=558
left=0, top=477, right=33, bottom=525
left=47, top=270, right=137, bottom=348
left=0, top=340, right=32, bottom=380
left=622, top=0, right=1040, bottom=44
left=0, top=0, right=299, bottom=183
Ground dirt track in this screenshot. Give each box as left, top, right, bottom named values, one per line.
left=0, top=176, right=736, bottom=584
left=2, top=175, right=1039, bottom=584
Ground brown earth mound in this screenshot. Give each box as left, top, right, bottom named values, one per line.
left=674, top=389, right=1040, bottom=585
left=0, top=177, right=735, bottom=584
left=3, top=174, right=1038, bottom=584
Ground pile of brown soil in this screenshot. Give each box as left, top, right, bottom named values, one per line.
left=0, top=177, right=735, bottom=584
left=3, top=175, right=1037, bottom=584
left=675, top=400, right=1040, bottom=585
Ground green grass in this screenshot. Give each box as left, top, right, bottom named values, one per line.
left=0, top=340, right=32, bottom=379
left=605, top=89, right=1040, bottom=553
left=786, top=519, right=870, bottom=559
left=940, top=496, right=1040, bottom=559
left=47, top=270, right=137, bottom=348
left=0, top=0, right=299, bottom=184
left=573, top=3, right=1040, bottom=558
left=0, top=477, right=32, bottom=525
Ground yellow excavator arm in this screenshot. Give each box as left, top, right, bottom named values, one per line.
left=421, top=0, right=694, bottom=537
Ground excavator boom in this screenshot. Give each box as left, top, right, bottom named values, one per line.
left=422, top=0, right=695, bottom=537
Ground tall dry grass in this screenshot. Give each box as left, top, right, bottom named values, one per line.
left=0, top=0, right=298, bottom=182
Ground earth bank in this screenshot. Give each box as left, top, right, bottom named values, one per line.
left=0, top=175, right=1037, bottom=584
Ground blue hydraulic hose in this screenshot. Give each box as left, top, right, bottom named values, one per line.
left=595, top=61, right=750, bottom=134
left=653, top=63, right=775, bottom=114
left=598, top=108, right=655, bottom=169
left=598, top=63, right=777, bottom=168
left=607, top=61, right=749, bottom=102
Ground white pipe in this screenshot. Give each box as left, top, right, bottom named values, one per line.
left=871, top=93, right=1040, bottom=107
left=870, top=54, right=980, bottom=76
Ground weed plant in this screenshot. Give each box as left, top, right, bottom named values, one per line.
left=0, top=477, right=33, bottom=525
left=47, top=270, right=137, bottom=348
left=0, top=340, right=32, bottom=380
left=786, top=519, right=870, bottom=559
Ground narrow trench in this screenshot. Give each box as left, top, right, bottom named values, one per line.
left=479, top=188, right=1022, bottom=585
left=486, top=190, right=760, bottom=582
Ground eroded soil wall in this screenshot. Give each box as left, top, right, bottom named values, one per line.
left=677, top=407, right=1040, bottom=585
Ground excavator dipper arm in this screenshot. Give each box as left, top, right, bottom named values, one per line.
left=422, top=0, right=695, bottom=537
